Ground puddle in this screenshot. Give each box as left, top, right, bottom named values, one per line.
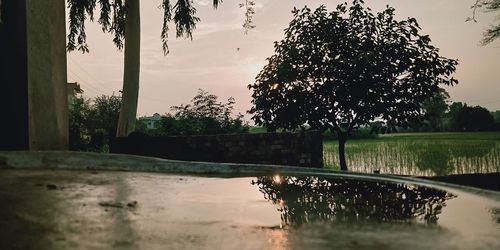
left=0, top=169, right=498, bottom=249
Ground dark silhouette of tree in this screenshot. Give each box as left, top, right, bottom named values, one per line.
left=69, top=94, right=122, bottom=151
left=456, top=105, right=495, bottom=131
left=160, top=89, right=248, bottom=135
left=421, top=89, right=450, bottom=131
left=248, top=1, right=458, bottom=170
left=445, top=102, right=466, bottom=131
left=252, top=175, right=455, bottom=226
left=69, top=97, right=92, bottom=150
left=492, top=110, right=500, bottom=122
left=67, top=0, right=221, bottom=54
left=468, top=0, right=500, bottom=45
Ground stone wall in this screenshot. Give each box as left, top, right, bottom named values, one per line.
left=111, top=131, right=323, bottom=168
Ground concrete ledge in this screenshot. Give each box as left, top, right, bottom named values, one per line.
left=1, top=151, right=499, bottom=200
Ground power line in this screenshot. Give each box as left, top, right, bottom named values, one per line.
left=68, top=57, right=117, bottom=93
left=67, top=67, right=102, bottom=95
left=68, top=57, right=175, bottom=104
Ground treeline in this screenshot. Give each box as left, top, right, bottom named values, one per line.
left=136, top=89, right=249, bottom=136
left=409, top=90, right=499, bottom=132
left=374, top=90, right=500, bottom=133
left=69, top=95, right=121, bottom=152
left=69, top=89, right=248, bottom=151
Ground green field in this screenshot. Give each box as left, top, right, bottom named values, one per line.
left=323, top=132, right=500, bottom=176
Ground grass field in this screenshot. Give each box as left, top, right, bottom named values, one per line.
left=323, top=132, right=500, bottom=176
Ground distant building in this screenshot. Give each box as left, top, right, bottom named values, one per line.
left=67, top=82, right=83, bottom=107
left=139, top=113, right=161, bottom=130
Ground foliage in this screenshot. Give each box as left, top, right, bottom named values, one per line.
left=69, top=97, right=92, bottom=150
left=69, top=94, right=122, bottom=151
left=397, top=100, right=498, bottom=132
left=67, top=0, right=221, bottom=54
left=239, top=0, right=256, bottom=34
left=137, top=89, right=249, bottom=136
left=66, top=0, right=256, bottom=54
left=491, top=110, right=500, bottom=122
left=456, top=105, right=495, bottom=131
left=421, top=89, right=450, bottom=131
left=468, top=0, right=500, bottom=45
left=172, top=89, right=235, bottom=121
left=88, top=95, right=122, bottom=142
left=444, top=102, right=466, bottom=131
left=248, top=1, right=458, bottom=170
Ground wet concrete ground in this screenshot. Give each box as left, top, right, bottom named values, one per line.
left=1, top=168, right=499, bottom=250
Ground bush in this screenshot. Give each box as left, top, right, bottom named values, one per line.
left=136, top=89, right=249, bottom=136
left=68, top=94, right=121, bottom=152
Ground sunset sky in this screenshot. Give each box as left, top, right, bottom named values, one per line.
left=66, top=0, right=500, bottom=120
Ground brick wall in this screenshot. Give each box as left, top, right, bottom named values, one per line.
left=110, top=131, right=323, bottom=168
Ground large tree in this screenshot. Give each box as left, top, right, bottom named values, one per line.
left=166, top=89, right=248, bottom=135
left=421, top=88, right=450, bottom=131
left=67, top=0, right=222, bottom=137
left=248, top=1, right=458, bottom=170
left=69, top=94, right=122, bottom=151
left=456, top=105, right=494, bottom=131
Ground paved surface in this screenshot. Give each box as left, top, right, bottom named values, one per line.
left=0, top=151, right=499, bottom=249
left=0, top=169, right=499, bottom=250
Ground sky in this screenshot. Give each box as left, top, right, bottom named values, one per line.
left=66, top=0, right=500, bottom=120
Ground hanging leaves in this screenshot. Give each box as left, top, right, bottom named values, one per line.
left=66, top=0, right=249, bottom=54
left=239, top=0, right=256, bottom=34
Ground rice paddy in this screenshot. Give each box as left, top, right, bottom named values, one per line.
left=323, top=132, right=500, bottom=176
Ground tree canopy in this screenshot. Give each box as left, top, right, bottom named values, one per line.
left=136, top=89, right=249, bottom=136
left=456, top=105, right=495, bottom=131
left=248, top=0, right=458, bottom=170
left=421, top=88, right=450, bottom=131
left=69, top=94, right=122, bottom=151
left=67, top=0, right=223, bottom=54
left=166, top=89, right=248, bottom=135
left=66, top=0, right=258, bottom=54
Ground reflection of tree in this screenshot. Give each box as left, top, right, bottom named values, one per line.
left=414, top=148, right=454, bottom=176
left=405, top=141, right=496, bottom=176
left=252, top=176, right=455, bottom=227
left=449, top=141, right=495, bottom=159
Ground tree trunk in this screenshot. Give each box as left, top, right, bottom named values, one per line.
left=338, top=132, right=348, bottom=171
left=116, top=0, right=140, bottom=137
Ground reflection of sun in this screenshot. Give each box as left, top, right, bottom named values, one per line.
left=273, top=175, right=282, bottom=184
left=266, top=228, right=288, bottom=250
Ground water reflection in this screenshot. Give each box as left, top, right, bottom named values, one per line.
left=408, top=141, right=497, bottom=176
left=252, top=175, right=456, bottom=226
